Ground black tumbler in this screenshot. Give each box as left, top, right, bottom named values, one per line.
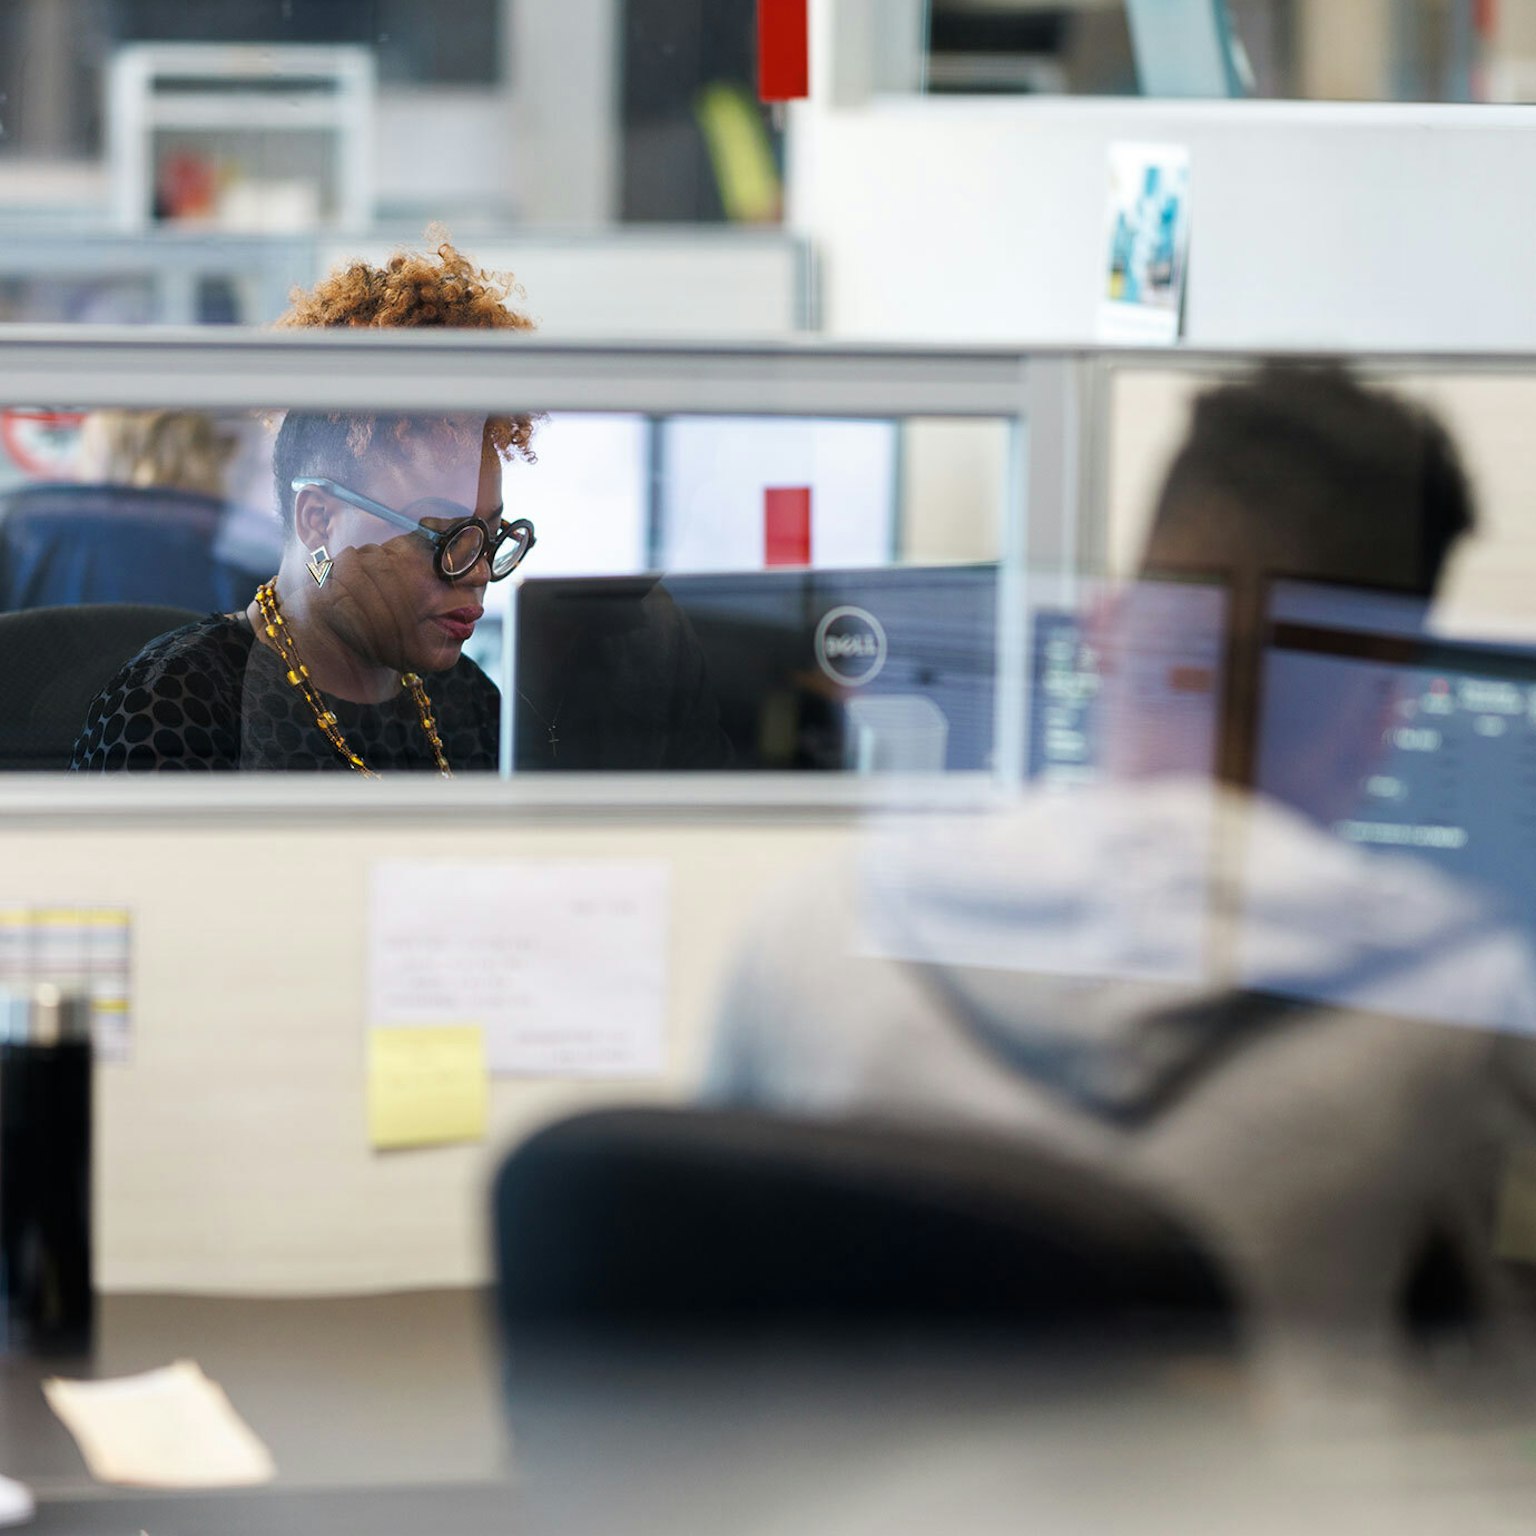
left=0, top=985, right=93, bottom=1355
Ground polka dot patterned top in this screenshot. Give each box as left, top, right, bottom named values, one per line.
left=70, top=614, right=500, bottom=773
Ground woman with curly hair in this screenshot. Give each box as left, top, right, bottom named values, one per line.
left=72, top=239, right=537, bottom=773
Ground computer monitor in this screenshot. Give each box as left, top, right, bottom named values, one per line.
left=1026, top=577, right=1229, bottom=787
left=512, top=564, right=999, bottom=773
left=1242, top=579, right=1536, bottom=1029
left=1255, top=580, right=1536, bottom=911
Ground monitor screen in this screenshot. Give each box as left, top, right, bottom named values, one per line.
left=1026, top=577, right=1229, bottom=787
left=1242, top=580, right=1536, bottom=1030
left=1255, top=580, right=1536, bottom=912
left=512, top=564, right=999, bottom=773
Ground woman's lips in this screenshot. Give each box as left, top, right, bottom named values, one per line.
left=432, top=606, right=483, bottom=644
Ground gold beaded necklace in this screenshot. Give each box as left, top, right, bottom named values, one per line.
left=253, top=581, right=452, bottom=778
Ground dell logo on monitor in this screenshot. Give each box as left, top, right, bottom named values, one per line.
left=815, top=605, right=887, bottom=686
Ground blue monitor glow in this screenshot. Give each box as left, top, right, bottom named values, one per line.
left=1237, top=580, right=1536, bottom=1033
left=1255, top=580, right=1536, bottom=921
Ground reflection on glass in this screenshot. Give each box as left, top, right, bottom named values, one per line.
left=1026, top=577, right=1228, bottom=789
left=706, top=362, right=1536, bottom=1382
left=0, top=408, right=278, bottom=615
left=0, top=393, right=1018, bottom=776
left=1235, top=578, right=1536, bottom=1030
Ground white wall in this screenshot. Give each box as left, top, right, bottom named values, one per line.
left=787, top=80, right=1536, bottom=351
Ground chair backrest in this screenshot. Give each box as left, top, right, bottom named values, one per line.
left=493, top=1107, right=1236, bottom=1339
left=0, top=483, right=254, bottom=613
left=0, top=603, right=200, bottom=770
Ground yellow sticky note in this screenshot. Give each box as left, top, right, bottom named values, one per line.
left=367, top=1026, right=487, bottom=1151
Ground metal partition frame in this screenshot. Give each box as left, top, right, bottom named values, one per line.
left=0, top=327, right=1035, bottom=418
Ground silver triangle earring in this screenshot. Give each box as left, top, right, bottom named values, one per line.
left=305, top=545, right=334, bottom=588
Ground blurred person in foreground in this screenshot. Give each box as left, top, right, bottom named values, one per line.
left=70, top=239, right=536, bottom=773
left=706, top=364, right=1536, bottom=1350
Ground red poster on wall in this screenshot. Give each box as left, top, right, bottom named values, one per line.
left=758, top=0, right=809, bottom=101
left=764, top=486, right=812, bottom=566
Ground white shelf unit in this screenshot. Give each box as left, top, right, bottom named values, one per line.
left=106, top=44, right=377, bottom=232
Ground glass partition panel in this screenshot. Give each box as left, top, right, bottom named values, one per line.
left=0, top=337, right=1024, bottom=783
left=1080, top=351, right=1536, bottom=1030
left=1102, top=359, right=1536, bottom=636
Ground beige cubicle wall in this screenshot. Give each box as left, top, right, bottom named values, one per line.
left=899, top=417, right=1012, bottom=564
left=0, top=793, right=852, bottom=1294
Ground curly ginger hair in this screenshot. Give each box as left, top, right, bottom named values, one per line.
left=275, top=235, right=539, bottom=473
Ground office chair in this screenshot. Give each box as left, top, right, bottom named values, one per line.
left=493, top=1106, right=1236, bottom=1338
left=0, top=603, right=200, bottom=770
left=0, top=483, right=257, bottom=613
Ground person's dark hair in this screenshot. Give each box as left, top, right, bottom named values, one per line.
left=1145, top=362, right=1474, bottom=597
left=272, top=235, right=538, bottom=536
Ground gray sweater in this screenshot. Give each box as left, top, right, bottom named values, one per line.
left=706, top=779, right=1536, bottom=1340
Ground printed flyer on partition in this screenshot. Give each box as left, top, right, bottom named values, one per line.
left=1099, top=142, right=1191, bottom=345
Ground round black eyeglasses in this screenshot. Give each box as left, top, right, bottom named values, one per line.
left=291, top=477, right=536, bottom=581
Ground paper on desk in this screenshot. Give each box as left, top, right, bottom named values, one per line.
left=43, top=1360, right=275, bottom=1488
left=369, top=860, right=670, bottom=1077
left=368, top=1024, right=488, bottom=1149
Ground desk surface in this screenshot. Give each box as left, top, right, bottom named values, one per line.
left=7, top=1292, right=1536, bottom=1536
left=0, top=1290, right=517, bottom=1534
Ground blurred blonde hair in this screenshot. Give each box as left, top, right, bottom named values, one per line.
left=77, top=409, right=238, bottom=499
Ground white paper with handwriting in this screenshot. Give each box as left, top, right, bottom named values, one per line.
left=369, top=860, right=670, bottom=1077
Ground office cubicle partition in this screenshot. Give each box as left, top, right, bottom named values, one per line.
left=4, top=331, right=1536, bottom=811
left=5, top=331, right=1536, bottom=1302
left=0, top=328, right=1050, bottom=802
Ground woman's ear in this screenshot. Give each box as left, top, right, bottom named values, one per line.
left=292, top=486, right=333, bottom=549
